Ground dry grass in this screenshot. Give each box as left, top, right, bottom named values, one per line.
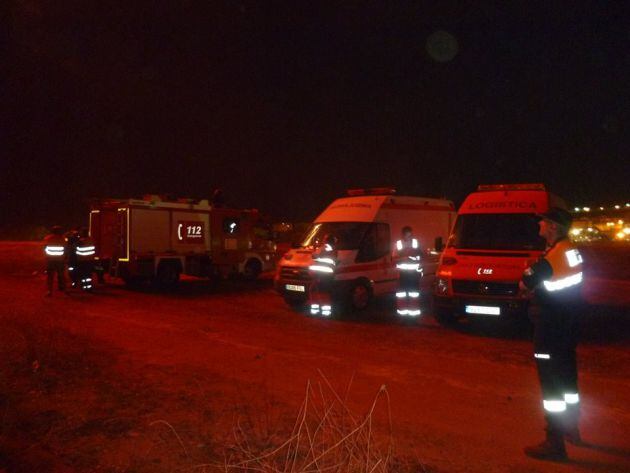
left=190, top=371, right=404, bottom=473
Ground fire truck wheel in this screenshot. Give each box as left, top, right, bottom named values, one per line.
left=243, top=258, right=262, bottom=280
left=155, top=262, right=180, bottom=290
left=349, top=280, right=371, bottom=311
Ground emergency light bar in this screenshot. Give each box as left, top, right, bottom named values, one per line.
left=347, top=187, right=396, bottom=196
left=477, top=183, right=546, bottom=192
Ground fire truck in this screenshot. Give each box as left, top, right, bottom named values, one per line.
left=89, top=195, right=276, bottom=287
left=434, top=183, right=567, bottom=323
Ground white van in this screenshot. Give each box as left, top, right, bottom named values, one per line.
left=274, top=188, right=456, bottom=311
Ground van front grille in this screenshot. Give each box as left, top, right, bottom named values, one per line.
left=452, top=280, right=519, bottom=296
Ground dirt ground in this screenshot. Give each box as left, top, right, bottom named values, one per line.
left=0, top=242, right=629, bottom=472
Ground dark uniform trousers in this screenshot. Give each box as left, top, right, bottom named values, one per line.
left=532, top=298, right=580, bottom=430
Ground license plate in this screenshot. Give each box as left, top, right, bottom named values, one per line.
left=465, top=305, right=501, bottom=316
left=286, top=284, right=305, bottom=292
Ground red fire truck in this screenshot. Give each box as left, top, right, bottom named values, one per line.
left=89, top=195, right=276, bottom=287
left=434, top=183, right=568, bottom=323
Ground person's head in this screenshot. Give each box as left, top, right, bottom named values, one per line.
left=401, top=226, right=413, bottom=239
left=537, top=208, right=572, bottom=244
left=51, top=225, right=63, bottom=235
left=323, top=233, right=338, bottom=247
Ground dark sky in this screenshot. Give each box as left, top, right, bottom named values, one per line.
left=4, top=1, right=630, bottom=226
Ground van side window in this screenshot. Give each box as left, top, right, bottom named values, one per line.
left=376, top=223, right=390, bottom=258
left=356, top=223, right=390, bottom=262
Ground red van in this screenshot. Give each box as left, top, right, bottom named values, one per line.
left=434, top=184, right=567, bottom=323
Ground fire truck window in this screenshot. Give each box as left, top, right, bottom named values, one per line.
left=223, top=218, right=240, bottom=234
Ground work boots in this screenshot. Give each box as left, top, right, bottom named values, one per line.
left=524, top=428, right=567, bottom=461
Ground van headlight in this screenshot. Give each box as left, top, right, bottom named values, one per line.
left=436, top=278, right=449, bottom=295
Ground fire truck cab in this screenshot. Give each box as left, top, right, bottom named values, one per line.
left=89, top=195, right=275, bottom=287
left=275, top=188, right=456, bottom=311
left=434, top=183, right=567, bottom=323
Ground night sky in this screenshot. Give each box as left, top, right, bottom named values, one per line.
left=4, top=1, right=630, bottom=226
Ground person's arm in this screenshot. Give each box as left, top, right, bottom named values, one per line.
left=521, top=258, right=553, bottom=290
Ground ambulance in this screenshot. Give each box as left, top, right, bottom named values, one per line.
left=434, top=183, right=567, bottom=322
left=89, top=195, right=275, bottom=287
left=275, top=188, right=456, bottom=311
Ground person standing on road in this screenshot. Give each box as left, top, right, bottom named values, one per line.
left=43, top=225, right=67, bottom=296
left=65, top=227, right=80, bottom=288
left=76, top=227, right=96, bottom=291
left=520, top=207, right=584, bottom=461
left=308, top=233, right=338, bottom=317
left=393, top=226, right=423, bottom=317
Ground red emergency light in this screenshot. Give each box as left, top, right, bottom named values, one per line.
left=477, top=183, right=546, bottom=192
left=347, top=187, right=397, bottom=196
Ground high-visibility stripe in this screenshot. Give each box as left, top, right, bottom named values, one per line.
left=407, top=309, right=421, bottom=316
left=543, top=272, right=583, bottom=291
left=534, top=353, right=551, bottom=359
left=324, top=243, right=333, bottom=251
left=565, top=249, right=583, bottom=268
left=543, top=400, right=567, bottom=413
left=309, top=264, right=334, bottom=273
left=315, top=257, right=335, bottom=265
left=45, top=246, right=65, bottom=256
left=564, top=393, right=579, bottom=404
left=412, top=238, right=418, bottom=249
left=397, top=309, right=409, bottom=315
left=408, top=291, right=420, bottom=298
left=396, top=262, right=420, bottom=271
left=396, top=292, right=406, bottom=298
left=396, top=240, right=403, bottom=251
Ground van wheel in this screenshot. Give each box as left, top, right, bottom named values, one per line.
left=155, top=263, right=180, bottom=290
left=349, top=281, right=371, bottom=311
left=243, top=258, right=262, bottom=280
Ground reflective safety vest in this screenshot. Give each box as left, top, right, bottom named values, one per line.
left=76, top=236, right=96, bottom=262
left=43, top=234, right=66, bottom=260
left=542, top=239, right=583, bottom=292
left=523, top=238, right=583, bottom=298
left=394, top=238, right=422, bottom=272
left=309, top=243, right=337, bottom=274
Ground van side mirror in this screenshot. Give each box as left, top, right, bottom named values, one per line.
left=434, top=236, right=444, bottom=252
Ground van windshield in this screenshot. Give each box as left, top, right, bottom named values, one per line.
left=449, top=214, right=545, bottom=251
left=300, top=222, right=370, bottom=250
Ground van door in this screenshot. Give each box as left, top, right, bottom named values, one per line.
left=355, top=223, right=397, bottom=295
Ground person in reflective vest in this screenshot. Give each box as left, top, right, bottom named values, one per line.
left=308, top=234, right=338, bottom=317
left=65, top=227, right=80, bottom=288
left=393, top=226, right=423, bottom=317
left=76, top=227, right=96, bottom=291
left=43, top=225, right=67, bottom=296
left=519, top=207, right=584, bottom=461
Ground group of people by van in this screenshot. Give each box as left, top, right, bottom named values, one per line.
left=308, top=226, right=424, bottom=319
left=43, top=225, right=97, bottom=296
